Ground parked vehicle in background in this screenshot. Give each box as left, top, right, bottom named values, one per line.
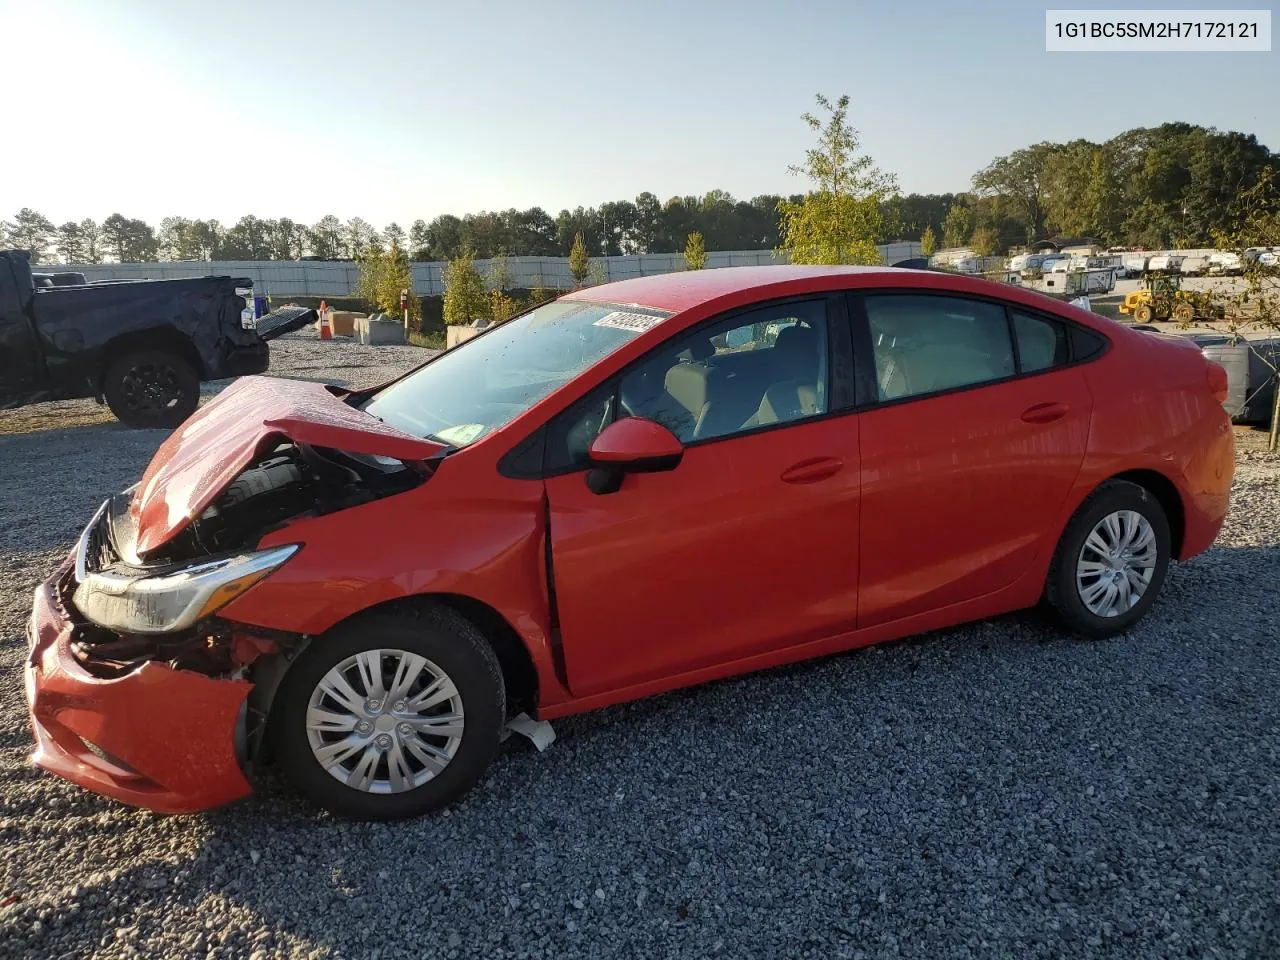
left=1122, top=253, right=1150, bottom=276
left=1244, top=246, right=1280, bottom=266
left=1207, top=252, right=1244, bottom=276
left=950, top=255, right=1005, bottom=275
left=1146, top=254, right=1183, bottom=274
left=32, top=271, right=88, bottom=287
left=25, top=265, right=1234, bottom=820
left=0, top=249, right=276, bottom=428
left=1180, top=256, right=1209, bottom=277
left=1181, top=334, right=1280, bottom=426
left=1037, top=268, right=1116, bottom=297
left=1008, top=253, right=1049, bottom=273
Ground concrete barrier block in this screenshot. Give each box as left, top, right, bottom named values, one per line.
left=330, top=311, right=365, bottom=337
left=355, top=316, right=406, bottom=345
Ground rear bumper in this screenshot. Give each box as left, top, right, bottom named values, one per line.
left=1177, top=414, right=1235, bottom=561
left=25, top=557, right=254, bottom=814
left=214, top=341, right=269, bottom=379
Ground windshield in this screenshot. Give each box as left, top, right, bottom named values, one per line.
left=361, top=299, right=671, bottom=447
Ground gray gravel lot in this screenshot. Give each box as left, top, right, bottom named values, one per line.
left=2, top=335, right=1279, bottom=959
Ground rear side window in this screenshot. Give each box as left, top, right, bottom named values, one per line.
left=1069, top=324, right=1107, bottom=361
left=1012, top=311, right=1069, bottom=372
left=863, top=295, right=1014, bottom=401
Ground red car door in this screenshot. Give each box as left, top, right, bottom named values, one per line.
left=852, top=293, right=1094, bottom=628
left=542, top=297, right=861, bottom=698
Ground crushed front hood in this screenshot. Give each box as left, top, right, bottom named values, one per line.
left=130, top=376, right=444, bottom=557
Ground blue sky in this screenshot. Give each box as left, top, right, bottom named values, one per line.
left=2, top=0, right=1276, bottom=227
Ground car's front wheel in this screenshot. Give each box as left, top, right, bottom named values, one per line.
left=271, top=607, right=506, bottom=820
left=1044, top=480, right=1172, bottom=639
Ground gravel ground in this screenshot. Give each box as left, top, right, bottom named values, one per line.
left=2, top=335, right=1279, bottom=959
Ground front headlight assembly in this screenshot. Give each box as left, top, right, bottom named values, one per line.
left=72, top=545, right=299, bottom=635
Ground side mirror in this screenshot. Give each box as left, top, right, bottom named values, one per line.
left=584, top=418, right=683, bottom=495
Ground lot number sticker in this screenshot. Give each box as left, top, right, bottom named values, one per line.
left=593, top=311, right=664, bottom=334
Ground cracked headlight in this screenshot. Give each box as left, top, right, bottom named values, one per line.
left=72, top=545, right=299, bottom=635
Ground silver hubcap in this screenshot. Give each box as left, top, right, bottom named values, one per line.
left=305, top=649, right=464, bottom=794
left=1076, top=510, right=1158, bottom=618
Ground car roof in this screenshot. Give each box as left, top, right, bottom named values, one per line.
left=561, top=265, right=910, bottom=314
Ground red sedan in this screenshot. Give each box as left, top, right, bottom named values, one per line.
left=25, top=266, right=1234, bottom=819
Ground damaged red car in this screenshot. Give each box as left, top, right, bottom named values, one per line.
left=26, top=266, right=1234, bottom=820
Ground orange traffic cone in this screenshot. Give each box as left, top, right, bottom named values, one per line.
left=318, top=301, right=332, bottom=340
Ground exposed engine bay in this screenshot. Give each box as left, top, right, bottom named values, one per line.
left=68, top=441, right=429, bottom=678
left=155, top=441, right=427, bottom=562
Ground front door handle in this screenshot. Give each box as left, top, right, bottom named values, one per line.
left=780, top=456, right=844, bottom=484
left=1021, top=401, right=1068, bottom=424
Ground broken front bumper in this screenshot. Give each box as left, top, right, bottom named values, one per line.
left=25, top=556, right=254, bottom=814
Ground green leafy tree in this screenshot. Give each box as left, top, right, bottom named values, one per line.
left=779, top=94, right=897, bottom=265
left=423, top=215, right=464, bottom=260
left=382, top=222, right=406, bottom=252
left=221, top=215, right=273, bottom=260
left=55, top=222, right=87, bottom=263
left=486, top=252, right=511, bottom=292
left=344, top=217, right=381, bottom=258
left=569, top=231, right=591, bottom=285
left=408, top=219, right=430, bottom=259
left=969, top=226, right=1000, bottom=257
left=587, top=258, right=608, bottom=286
left=683, top=231, right=707, bottom=269
left=489, top=289, right=516, bottom=324
left=188, top=220, right=224, bottom=260
left=79, top=218, right=102, bottom=263
left=358, top=242, right=418, bottom=323
left=158, top=216, right=194, bottom=260
left=100, top=213, right=157, bottom=262
left=7, top=208, right=56, bottom=262
left=307, top=215, right=344, bottom=259
left=972, top=144, right=1057, bottom=243
left=442, top=248, right=490, bottom=325
left=1083, top=148, right=1123, bottom=243
left=942, top=203, right=973, bottom=249
left=920, top=225, right=937, bottom=256
left=270, top=218, right=305, bottom=260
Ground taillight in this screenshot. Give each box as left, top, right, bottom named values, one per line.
left=1205, top=360, right=1229, bottom=405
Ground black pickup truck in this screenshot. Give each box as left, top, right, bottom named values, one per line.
left=1, top=249, right=274, bottom=428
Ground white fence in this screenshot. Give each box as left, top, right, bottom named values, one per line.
left=44, top=243, right=924, bottom=299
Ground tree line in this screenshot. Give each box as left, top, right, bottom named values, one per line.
left=3, top=123, right=1273, bottom=266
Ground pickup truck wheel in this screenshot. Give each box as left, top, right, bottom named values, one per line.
left=271, top=607, right=506, bottom=821
left=102, top=349, right=199, bottom=429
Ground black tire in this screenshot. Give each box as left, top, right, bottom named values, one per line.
left=1044, top=480, right=1172, bottom=639
left=102, top=348, right=199, bottom=429
left=271, top=606, right=506, bottom=820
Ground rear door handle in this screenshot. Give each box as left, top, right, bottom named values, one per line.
left=780, top=456, right=844, bottom=484
left=1021, top=402, right=1068, bottom=424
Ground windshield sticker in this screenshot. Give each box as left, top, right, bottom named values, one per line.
left=592, top=311, right=665, bottom=334
left=433, top=423, right=488, bottom=446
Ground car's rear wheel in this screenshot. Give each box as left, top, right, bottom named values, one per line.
left=102, top=348, right=199, bottom=429
left=1044, top=480, right=1172, bottom=639
left=271, top=607, right=506, bottom=820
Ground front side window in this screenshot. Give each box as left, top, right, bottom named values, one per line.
left=619, top=300, right=829, bottom=445
left=361, top=299, right=671, bottom=448
left=540, top=299, right=831, bottom=469
left=864, top=295, right=1014, bottom=401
